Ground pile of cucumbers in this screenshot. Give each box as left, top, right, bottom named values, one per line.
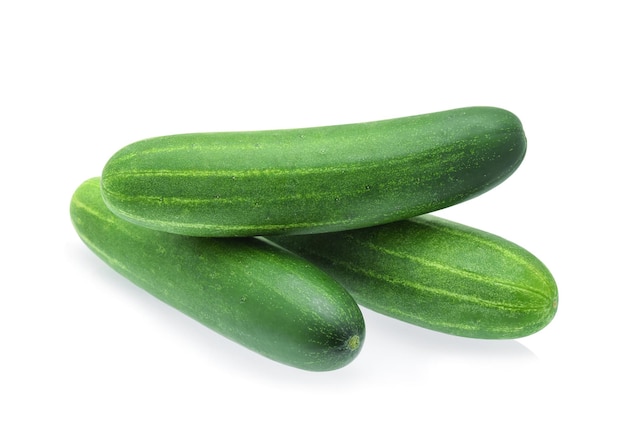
left=70, top=106, right=558, bottom=371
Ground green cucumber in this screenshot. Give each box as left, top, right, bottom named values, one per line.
left=266, top=215, right=558, bottom=339
left=101, top=106, right=526, bottom=237
left=70, top=177, right=365, bottom=371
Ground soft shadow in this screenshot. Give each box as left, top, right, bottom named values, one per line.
left=361, top=307, right=537, bottom=360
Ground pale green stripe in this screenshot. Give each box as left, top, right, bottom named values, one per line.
left=105, top=164, right=358, bottom=178
left=414, top=219, right=553, bottom=294
left=108, top=203, right=360, bottom=234
left=101, top=149, right=454, bottom=207
left=73, top=197, right=135, bottom=235
left=102, top=185, right=370, bottom=206
left=73, top=194, right=146, bottom=280
left=316, top=254, right=542, bottom=336
left=74, top=229, right=146, bottom=284
left=331, top=256, right=546, bottom=312
left=73, top=200, right=115, bottom=226
left=348, top=234, right=549, bottom=301
left=103, top=146, right=454, bottom=180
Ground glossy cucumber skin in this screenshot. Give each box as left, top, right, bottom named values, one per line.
left=101, top=107, right=526, bottom=237
left=70, top=178, right=365, bottom=371
left=267, top=215, right=558, bottom=339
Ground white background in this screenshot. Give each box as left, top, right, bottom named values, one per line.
left=2, top=1, right=624, bottom=438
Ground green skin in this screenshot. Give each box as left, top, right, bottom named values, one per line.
left=101, top=107, right=526, bottom=237
left=267, top=215, right=558, bottom=339
left=70, top=178, right=365, bottom=371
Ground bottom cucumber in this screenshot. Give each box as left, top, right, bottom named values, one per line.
left=70, top=177, right=365, bottom=371
left=267, top=215, right=558, bottom=339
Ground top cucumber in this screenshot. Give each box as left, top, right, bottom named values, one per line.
left=101, top=107, right=526, bottom=237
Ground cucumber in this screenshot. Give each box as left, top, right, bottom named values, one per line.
left=101, top=106, right=526, bottom=237
left=70, top=177, right=365, bottom=371
left=266, top=215, right=558, bottom=339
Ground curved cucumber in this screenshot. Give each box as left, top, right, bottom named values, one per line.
left=101, top=107, right=526, bottom=237
left=70, top=178, right=365, bottom=371
left=267, top=215, right=558, bottom=339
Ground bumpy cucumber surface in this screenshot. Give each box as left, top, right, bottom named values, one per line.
left=70, top=178, right=365, bottom=371
left=267, top=215, right=558, bottom=339
left=101, top=107, right=526, bottom=237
